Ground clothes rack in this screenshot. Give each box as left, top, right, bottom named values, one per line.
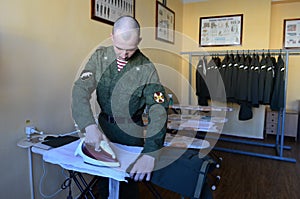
left=180, top=49, right=300, bottom=163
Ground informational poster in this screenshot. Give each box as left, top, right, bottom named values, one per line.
left=283, top=18, right=300, bottom=49
left=91, top=0, right=135, bottom=25
left=155, top=1, right=175, bottom=44
left=199, top=14, right=243, bottom=47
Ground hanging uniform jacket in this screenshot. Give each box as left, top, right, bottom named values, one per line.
left=196, top=57, right=210, bottom=106
left=277, top=56, right=285, bottom=110
left=229, top=53, right=240, bottom=103
left=235, top=53, right=246, bottom=101
left=262, top=54, right=275, bottom=104
left=249, top=53, right=260, bottom=107
left=238, top=54, right=253, bottom=121
left=247, top=54, right=254, bottom=104
left=219, top=54, right=228, bottom=99
left=214, top=56, right=226, bottom=102
left=224, top=53, right=235, bottom=99
left=258, top=53, right=267, bottom=103
left=220, top=53, right=228, bottom=83
left=206, top=57, right=219, bottom=101
left=270, top=55, right=285, bottom=110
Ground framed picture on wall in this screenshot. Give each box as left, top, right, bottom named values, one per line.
left=155, top=1, right=175, bottom=44
left=199, top=14, right=243, bottom=47
left=91, top=0, right=135, bottom=25
left=283, top=18, right=300, bottom=49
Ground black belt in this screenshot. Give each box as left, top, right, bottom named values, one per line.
left=99, top=112, right=141, bottom=124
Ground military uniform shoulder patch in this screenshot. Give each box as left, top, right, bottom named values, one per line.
left=153, top=92, right=165, bottom=103
left=80, top=71, right=93, bottom=80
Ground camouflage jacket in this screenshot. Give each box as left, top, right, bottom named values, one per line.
left=72, top=46, right=168, bottom=155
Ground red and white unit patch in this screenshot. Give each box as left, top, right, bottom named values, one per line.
left=153, top=92, right=165, bottom=103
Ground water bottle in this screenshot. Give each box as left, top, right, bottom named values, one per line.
left=168, top=94, right=174, bottom=106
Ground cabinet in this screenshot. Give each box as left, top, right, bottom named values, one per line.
left=265, top=108, right=299, bottom=141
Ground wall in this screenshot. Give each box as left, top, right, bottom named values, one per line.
left=0, top=1, right=105, bottom=198
left=182, top=0, right=272, bottom=51
left=137, top=0, right=184, bottom=100
left=0, top=0, right=183, bottom=198
left=270, top=2, right=300, bottom=110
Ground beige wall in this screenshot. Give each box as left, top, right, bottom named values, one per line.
left=182, top=0, right=272, bottom=51
left=270, top=2, right=300, bottom=110
left=0, top=1, right=104, bottom=198
left=137, top=0, right=184, bottom=99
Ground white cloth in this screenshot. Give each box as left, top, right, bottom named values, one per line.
left=43, top=140, right=143, bottom=182
left=164, top=133, right=210, bottom=149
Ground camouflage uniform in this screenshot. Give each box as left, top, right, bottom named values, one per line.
left=72, top=46, right=214, bottom=199
left=72, top=46, right=168, bottom=156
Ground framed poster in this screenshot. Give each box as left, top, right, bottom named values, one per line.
left=283, top=18, right=300, bottom=49
left=91, top=0, right=135, bottom=25
left=155, top=1, right=175, bottom=44
left=199, top=14, right=243, bottom=47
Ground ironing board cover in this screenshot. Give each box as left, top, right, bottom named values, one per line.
left=43, top=139, right=142, bottom=181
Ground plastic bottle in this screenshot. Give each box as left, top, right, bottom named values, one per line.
left=168, top=94, right=174, bottom=106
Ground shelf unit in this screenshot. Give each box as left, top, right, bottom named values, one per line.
left=265, top=108, right=298, bottom=141
left=179, top=49, right=300, bottom=163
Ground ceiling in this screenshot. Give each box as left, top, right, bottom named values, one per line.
left=272, top=0, right=300, bottom=3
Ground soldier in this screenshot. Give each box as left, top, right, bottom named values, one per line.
left=72, top=15, right=215, bottom=199
left=72, top=15, right=169, bottom=198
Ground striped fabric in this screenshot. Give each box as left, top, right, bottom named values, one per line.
left=117, top=58, right=128, bottom=72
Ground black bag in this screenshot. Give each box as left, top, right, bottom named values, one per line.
left=151, top=147, right=216, bottom=199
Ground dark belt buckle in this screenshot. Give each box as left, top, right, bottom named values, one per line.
left=108, top=115, right=116, bottom=124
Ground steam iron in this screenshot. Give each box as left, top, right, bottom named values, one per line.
left=75, top=138, right=120, bottom=167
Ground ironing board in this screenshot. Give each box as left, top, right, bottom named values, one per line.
left=28, top=134, right=210, bottom=199
left=39, top=139, right=143, bottom=199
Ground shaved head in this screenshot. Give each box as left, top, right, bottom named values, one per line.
left=112, top=15, right=140, bottom=39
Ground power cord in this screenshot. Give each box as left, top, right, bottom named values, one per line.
left=39, top=160, right=77, bottom=199
left=61, top=176, right=73, bottom=199
left=39, top=160, right=64, bottom=198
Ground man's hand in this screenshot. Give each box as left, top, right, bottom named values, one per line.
left=84, top=124, right=108, bottom=151
left=130, top=154, right=155, bottom=182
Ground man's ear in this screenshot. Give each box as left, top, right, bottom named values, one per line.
left=137, top=37, right=142, bottom=45
left=110, top=33, right=114, bottom=42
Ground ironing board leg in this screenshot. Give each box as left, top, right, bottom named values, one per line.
left=78, top=175, right=100, bottom=199
left=143, top=182, right=163, bottom=199
left=68, top=171, right=97, bottom=199
left=108, top=178, right=120, bottom=199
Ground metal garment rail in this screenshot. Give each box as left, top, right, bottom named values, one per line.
left=180, top=49, right=300, bottom=163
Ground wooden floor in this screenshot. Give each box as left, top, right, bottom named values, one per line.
left=139, top=135, right=300, bottom=199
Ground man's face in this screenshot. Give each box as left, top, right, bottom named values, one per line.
left=111, top=30, right=141, bottom=61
